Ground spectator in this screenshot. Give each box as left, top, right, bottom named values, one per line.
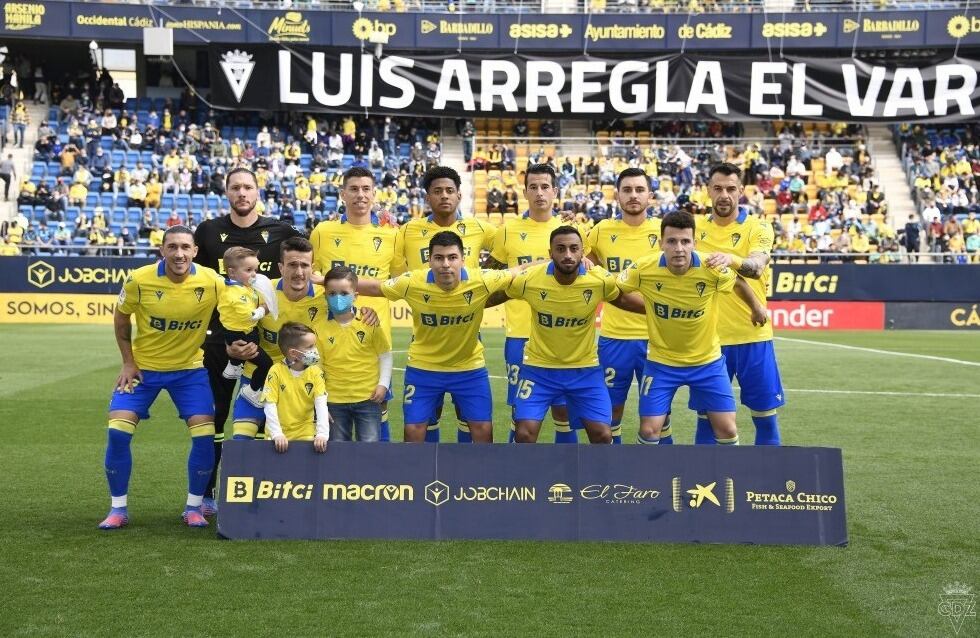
left=486, top=185, right=504, bottom=220
left=0, top=235, right=19, bottom=256
left=11, top=101, right=29, bottom=148
left=53, top=222, right=70, bottom=253
left=461, top=119, right=475, bottom=165
left=503, top=185, right=519, bottom=216
left=127, top=179, right=147, bottom=209
left=0, top=153, right=15, bottom=200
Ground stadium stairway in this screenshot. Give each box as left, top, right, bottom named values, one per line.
left=1, top=101, right=46, bottom=223
left=440, top=127, right=474, bottom=215
left=556, top=119, right=592, bottom=160
left=867, top=124, right=917, bottom=233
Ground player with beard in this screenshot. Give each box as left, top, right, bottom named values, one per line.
left=192, top=167, right=300, bottom=516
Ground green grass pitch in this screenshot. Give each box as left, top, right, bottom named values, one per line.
left=1, top=325, right=977, bottom=636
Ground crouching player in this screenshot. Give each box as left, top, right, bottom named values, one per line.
left=262, top=322, right=329, bottom=453
left=100, top=226, right=224, bottom=529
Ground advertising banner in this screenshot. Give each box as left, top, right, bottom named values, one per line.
left=885, top=302, right=980, bottom=329
left=0, top=256, right=153, bottom=294
left=210, top=46, right=980, bottom=122
left=768, top=265, right=980, bottom=302
left=767, top=301, right=885, bottom=330
left=218, top=441, right=848, bottom=546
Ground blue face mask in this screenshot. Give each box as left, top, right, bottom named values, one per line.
left=328, top=293, right=354, bottom=316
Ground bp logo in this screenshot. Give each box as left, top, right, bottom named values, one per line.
left=27, top=261, right=55, bottom=289
left=947, top=15, right=970, bottom=38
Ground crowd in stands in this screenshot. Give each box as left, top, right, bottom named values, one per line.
left=0, top=68, right=443, bottom=256
left=896, top=122, right=980, bottom=263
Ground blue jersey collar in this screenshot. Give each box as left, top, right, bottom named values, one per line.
left=426, top=267, right=469, bottom=284
left=275, top=278, right=315, bottom=297
left=157, top=260, right=196, bottom=277
left=426, top=211, right=463, bottom=223
left=546, top=261, right=586, bottom=276
left=658, top=253, right=701, bottom=267
left=341, top=213, right=380, bottom=225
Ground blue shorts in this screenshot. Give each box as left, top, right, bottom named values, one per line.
left=514, top=365, right=612, bottom=425
left=109, top=368, right=214, bottom=421
left=504, top=337, right=565, bottom=408
left=403, top=367, right=493, bottom=425
left=232, top=375, right=265, bottom=422
left=598, top=336, right=647, bottom=407
left=688, top=341, right=786, bottom=413
left=640, top=358, right=736, bottom=417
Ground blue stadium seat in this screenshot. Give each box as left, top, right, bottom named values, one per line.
left=33, top=205, right=47, bottom=221
left=126, top=151, right=140, bottom=166
left=111, top=209, right=126, bottom=224
left=100, top=193, right=114, bottom=208
left=110, top=224, right=121, bottom=236
left=161, top=194, right=174, bottom=210
left=128, top=207, right=142, bottom=222
left=115, top=194, right=129, bottom=209
left=86, top=193, right=99, bottom=208
left=300, top=154, right=312, bottom=170
left=175, top=194, right=190, bottom=210
left=191, top=194, right=206, bottom=211
left=111, top=150, right=125, bottom=166
left=19, top=205, right=33, bottom=218
left=206, top=194, right=221, bottom=210
left=293, top=212, right=307, bottom=228
left=66, top=207, right=80, bottom=222
left=31, top=165, right=45, bottom=180
left=140, top=151, right=153, bottom=164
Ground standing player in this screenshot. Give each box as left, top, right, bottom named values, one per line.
left=393, top=166, right=497, bottom=442
left=193, top=167, right=300, bottom=515
left=309, top=167, right=397, bottom=442
left=616, top=211, right=767, bottom=445
left=358, top=232, right=518, bottom=443
left=484, top=164, right=577, bottom=444
left=507, top=226, right=646, bottom=444
left=100, top=226, right=224, bottom=530
left=693, top=162, right=783, bottom=445
left=586, top=167, right=667, bottom=444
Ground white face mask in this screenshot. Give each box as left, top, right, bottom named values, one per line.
left=297, top=348, right=320, bottom=367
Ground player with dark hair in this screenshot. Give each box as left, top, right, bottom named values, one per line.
left=99, top=225, right=225, bottom=529
left=484, top=163, right=580, bottom=443
left=192, top=167, right=301, bottom=516
left=358, top=231, right=522, bottom=443
left=309, top=166, right=398, bottom=441
left=586, top=167, right=666, bottom=444
left=691, top=162, right=784, bottom=446
left=506, top=226, right=646, bottom=444
left=393, top=166, right=497, bottom=442
left=616, top=211, right=767, bottom=446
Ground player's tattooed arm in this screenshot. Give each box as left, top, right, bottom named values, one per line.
left=704, top=251, right=770, bottom=279
left=482, top=254, right=508, bottom=270
left=733, top=276, right=768, bottom=326
left=486, top=290, right=510, bottom=308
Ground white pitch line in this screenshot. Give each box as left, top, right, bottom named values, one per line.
left=390, top=369, right=979, bottom=399
left=775, top=336, right=980, bottom=368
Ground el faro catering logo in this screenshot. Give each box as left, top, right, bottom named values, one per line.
left=268, top=11, right=311, bottom=42
left=4, top=2, right=45, bottom=31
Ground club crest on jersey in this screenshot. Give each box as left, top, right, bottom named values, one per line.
left=261, top=231, right=270, bottom=243
left=731, top=233, right=742, bottom=247
left=308, top=307, right=318, bottom=321
left=423, top=294, right=431, bottom=303
left=610, top=234, right=618, bottom=243
left=583, top=289, right=593, bottom=304
left=539, top=291, right=548, bottom=300
left=519, top=232, right=527, bottom=241
left=373, top=237, right=382, bottom=252
left=463, top=290, right=473, bottom=304
left=456, top=223, right=467, bottom=236
left=648, top=234, right=658, bottom=247
left=656, top=282, right=663, bottom=291
left=155, top=290, right=164, bottom=300
left=194, top=287, right=205, bottom=302
left=334, top=238, right=342, bottom=247
left=695, top=281, right=707, bottom=297
left=220, top=233, right=228, bottom=242
left=356, top=330, right=366, bottom=343
left=304, top=382, right=314, bottom=395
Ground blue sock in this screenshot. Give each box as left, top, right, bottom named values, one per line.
left=187, top=434, right=215, bottom=497
left=694, top=414, right=715, bottom=445
left=425, top=418, right=440, bottom=443
left=105, top=428, right=133, bottom=498
left=379, top=409, right=391, bottom=442
left=554, top=420, right=578, bottom=444
left=457, top=420, right=472, bottom=443
left=610, top=419, right=622, bottom=445
left=752, top=412, right=781, bottom=445
left=659, top=417, right=674, bottom=445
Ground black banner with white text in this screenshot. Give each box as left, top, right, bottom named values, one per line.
left=210, top=46, right=980, bottom=121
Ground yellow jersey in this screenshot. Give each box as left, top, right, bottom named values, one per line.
left=245, top=279, right=327, bottom=378
left=261, top=362, right=326, bottom=441
left=393, top=213, right=496, bottom=274
left=116, top=261, right=224, bottom=371
left=695, top=210, right=774, bottom=345
left=317, top=314, right=392, bottom=403
left=309, top=213, right=398, bottom=334
left=381, top=268, right=512, bottom=372
left=489, top=212, right=567, bottom=339
left=217, top=281, right=262, bottom=333
left=506, top=263, right=620, bottom=369
left=617, top=251, right=736, bottom=367
left=588, top=215, right=662, bottom=340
